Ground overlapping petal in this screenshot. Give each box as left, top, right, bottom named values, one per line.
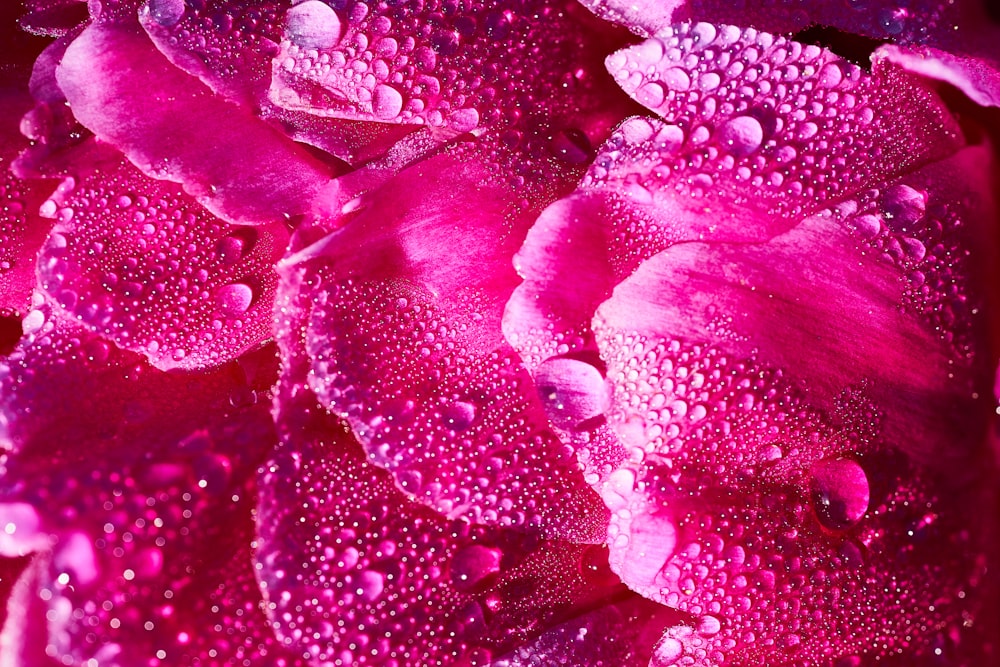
left=505, top=23, right=963, bottom=369
left=575, top=0, right=1000, bottom=110
left=54, top=20, right=338, bottom=225
left=35, top=153, right=287, bottom=370
left=277, top=151, right=609, bottom=541
left=0, top=307, right=297, bottom=665
left=502, top=20, right=1000, bottom=665
left=259, top=277, right=671, bottom=665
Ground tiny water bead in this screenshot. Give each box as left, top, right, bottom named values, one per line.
left=286, top=0, right=343, bottom=50
left=534, top=356, right=610, bottom=430
left=34, top=157, right=286, bottom=370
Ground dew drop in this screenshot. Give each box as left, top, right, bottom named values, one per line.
left=442, top=401, right=477, bottom=431
left=146, top=0, right=185, bottom=26
left=215, top=283, right=254, bottom=315
left=660, top=67, right=692, bottom=92
left=286, top=0, right=343, bottom=50
left=879, top=184, right=925, bottom=230
left=810, top=459, right=870, bottom=530
left=650, top=636, right=684, bottom=666
left=717, top=115, right=763, bottom=156
left=637, top=81, right=667, bottom=108
left=535, top=357, right=609, bottom=430
left=372, top=84, right=404, bottom=120
left=698, top=615, right=721, bottom=636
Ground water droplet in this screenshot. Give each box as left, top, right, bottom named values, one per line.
left=146, top=0, right=185, bottom=26
left=286, top=0, right=343, bottom=50
left=215, top=283, right=254, bottom=315
left=660, top=67, right=692, bottom=91
left=372, top=84, right=404, bottom=120
left=358, top=570, right=384, bottom=601
left=817, top=62, right=844, bottom=87
left=450, top=545, right=502, bottom=591
left=442, top=401, right=477, bottom=431
left=650, top=636, right=684, bottom=666
left=717, top=115, right=763, bottom=156
left=535, top=357, right=609, bottom=430
left=879, top=184, right=925, bottom=230
left=810, top=459, right=870, bottom=530
left=698, top=614, right=721, bottom=636
left=637, top=81, right=667, bottom=108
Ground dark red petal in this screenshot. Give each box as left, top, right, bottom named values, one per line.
left=590, top=144, right=998, bottom=664
left=0, top=308, right=299, bottom=665
left=35, top=154, right=286, bottom=370
left=505, top=26, right=964, bottom=370
left=279, top=153, right=608, bottom=541
left=55, top=22, right=338, bottom=225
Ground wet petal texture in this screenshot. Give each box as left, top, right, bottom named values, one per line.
left=278, top=153, right=608, bottom=541
left=577, top=0, right=1000, bottom=109
left=270, top=0, right=634, bottom=199
left=505, top=24, right=963, bottom=369
left=55, top=22, right=337, bottom=225
left=0, top=309, right=298, bottom=665
left=589, top=145, right=998, bottom=665
left=260, top=287, right=680, bottom=665
left=137, top=0, right=412, bottom=165
left=1, top=92, right=52, bottom=318
left=36, top=155, right=287, bottom=370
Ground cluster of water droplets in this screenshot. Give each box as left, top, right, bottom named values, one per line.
left=588, top=329, right=982, bottom=665
left=34, top=158, right=283, bottom=370
left=593, top=22, right=960, bottom=220
left=831, top=176, right=982, bottom=360
left=299, top=274, right=606, bottom=541
left=0, top=307, right=285, bottom=665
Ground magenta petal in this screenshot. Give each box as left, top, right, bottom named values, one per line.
left=879, top=43, right=1000, bottom=108
left=55, top=23, right=338, bottom=225
left=261, top=297, right=651, bottom=664
left=278, top=153, right=608, bottom=541
left=0, top=309, right=298, bottom=665
left=591, top=144, right=998, bottom=664
left=506, top=26, right=964, bottom=371
left=36, top=155, right=287, bottom=370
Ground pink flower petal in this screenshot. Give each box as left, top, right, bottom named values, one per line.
left=35, top=155, right=286, bottom=370
left=505, top=26, right=963, bottom=370
left=579, top=0, right=1000, bottom=110
left=591, top=144, right=998, bottom=664
left=879, top=43, right=1000, bottom=108
left=269, top=0, right=634, bottom=196
left=261, top=300, right=654, bottom=664
left=0, top=308, right=298, bottom=665
left=137, top=0, right=412, bottom=165
left=55, top=22, right=338, bottom=225
left=278, top=152, right=608, bottom=541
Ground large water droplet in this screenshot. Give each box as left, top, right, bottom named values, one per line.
left=372, top=84, right=404, bottom=120
left=650, top=636, right=683, bottom=666
left=535, top=357, right=609, bottom=430
left=810, top=459, right=870, bottom=530
left=146, top=0, right=186, bottom=26
left=879, top=184, right=925, bottom=231
left=286, top=0, right=343, bottom=49
left=717, top=116, right=763, bottom=156
left=215, top=283, right=254, bottom=315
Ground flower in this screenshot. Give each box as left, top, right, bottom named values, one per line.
left=0, top=1, right=998, bottom=666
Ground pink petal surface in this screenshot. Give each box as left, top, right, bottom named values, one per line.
left=259, top=286, right=663, bottom=665
left=269, top=0, right=635, bottom=200
left=1, top=93, right=52, bottom=319
left=505, top=25, right=963, bottom=370
left=36, top=154, right=287, bottom=370
left=0, top=308, right=298, bottom=665
left=576, top=0, right=1000, bottom=109
left=588, top=143, right=998, bottom=665
left=278, top=152, right=609, bottom=541
left=136, top=0, right=415, bottom=166
left=55, top=22, right=338, bottom=225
